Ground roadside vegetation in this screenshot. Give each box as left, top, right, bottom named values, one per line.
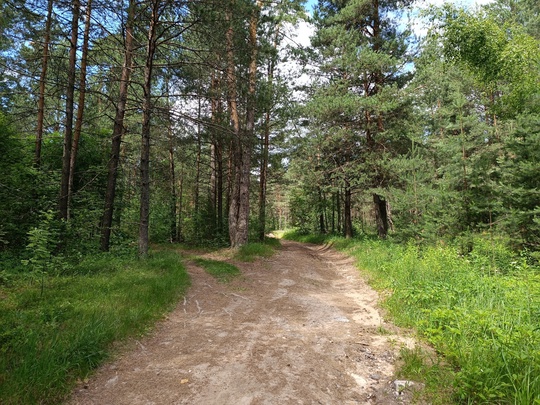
left=283, top=230, right=540, bottom=404
left=193, top=258, right=240, bottom=282
left=233, top=238, right=281, bottom=262
left=0, top=250, right=190, bottom=405
left=192, top=238, right=281, bottom=281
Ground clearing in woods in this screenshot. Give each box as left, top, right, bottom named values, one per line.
left=68, top=240, right=417, bottom=404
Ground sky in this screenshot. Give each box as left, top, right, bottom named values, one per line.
left=282, top=0, right=496, bottom=96
left=293, top=0, right=496, bottom=47
left=304, top=0, right=494, bottom=11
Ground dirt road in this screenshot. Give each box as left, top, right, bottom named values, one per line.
left=68, top=240, right=416, bottom=404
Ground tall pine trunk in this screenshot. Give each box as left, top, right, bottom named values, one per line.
left=35, top=0, right=53, bottom=168
left=100, top=0, right=135, bottom=251
left=258, top=24, right=279, bottom=242
left=373, top=193, right=388, bottom=239
left=344, top=183, right=353, bottom=238
left=167, top=93, right=178, bottom=242
left=59, top=0, right=80, bottom=220
left=68, top=0, right=92, bottom=218
left=139, top=0, right=160, bottom=257
left=226, top=1, right=245, bottom=248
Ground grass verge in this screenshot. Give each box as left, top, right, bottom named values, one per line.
left=0, top=250, right=190, bottom=405
left=233, top=237, right=280, bottom=262
left=282, top=231, right=540, bottom=404
left=193, top=258, right=240, bottom=282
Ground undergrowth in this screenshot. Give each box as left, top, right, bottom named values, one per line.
left=233, top=237, right=280, bottom=262
left=0, top=251, right=190, bottom=405
left=193, top=258, right=240, bottom=282
left=282, top=230, right=540, bottom=404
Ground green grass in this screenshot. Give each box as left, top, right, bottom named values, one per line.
left=193, top=258, right=240, bottom=282
left=0, top=251, right=190, bottom=405
left=283, top=231, right=540, bottom=404
left=280, top=229, right=330, bottom=244
left=233, top=238, right=280, bottom=262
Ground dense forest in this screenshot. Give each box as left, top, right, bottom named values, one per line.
left=0, top=0, right=539, bottom=403
left=0, top=0, right=539, bottom=255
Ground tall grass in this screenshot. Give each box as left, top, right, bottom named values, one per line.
left=283, top=231, right=540, bottom=404
left=233, top=238, right=280, bottom=262
left=0, top=251, right=190, bottom=405
left=340, top=238, right=540, bottom=404
left=193, top=258, right=240, bottom=282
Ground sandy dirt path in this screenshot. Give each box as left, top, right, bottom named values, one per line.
left=68, top=240, right=416, bottom=404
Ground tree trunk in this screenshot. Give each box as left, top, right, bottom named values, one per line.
left=35, top=0, right=53, bottom=168
left=177, top=161, right=185, bottom=242
left=216, top=141, right=224, bottom=234
left=331, top=192, right=336, bottom=234
left=214, top=75, right=225, bottom=235
left=258, top=24, right=279, bottom=242
left=67, top=0, right=92, bottom=219
left=226, top=0, right=261, bottom=248
left=167, top=91, right=177, bottom=242
left=344, top=183, right=353, bottom=238
left=318, top=188, right=326, bottom=234
left=194, top=79, right=202, bottom=216
left=59, top=0, right=80, bottom=220
left=209, top=72, right=224, bottom=236
left=138, top=0, right=160, bottom=257
left=225, top=2, right=240, bottom=246
left=100, top=0, right=135, bottom=251
left=336, top=188, right=342, bottom=234
left=373, top=193, right=388, bottom=239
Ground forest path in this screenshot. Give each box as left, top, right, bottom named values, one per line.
left=68, top=240, right=416, bottom=404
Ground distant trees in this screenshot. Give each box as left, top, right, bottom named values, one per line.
left=286, top=0, right=540, bottom=252
left=0, top=0, right=306, bottom=254
left=0, top=0, right=538, bottom=255
left=291, top=0, right=413, bottom=238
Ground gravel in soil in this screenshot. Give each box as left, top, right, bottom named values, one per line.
left=68, top=240, right=418, bottom=404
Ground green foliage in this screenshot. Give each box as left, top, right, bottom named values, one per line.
left=0, top=251, right=190, bottom=404
left=281, top=229, right=331, bottom=244
left=439, top=5, right=540, bottom=116
left=333, top=236, right=540, bottom=404
left=233, top=238, right=280, bottom=262
left=499, top=115, right=540, bottom=250
left=397, top=347, right=455, bottom=405
left=20, top=211, right=63, bottom=296
left=0, top=113, right=37, bottom=249
left=193, top=258, right=240, bottom=282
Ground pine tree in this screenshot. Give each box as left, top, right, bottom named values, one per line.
left=306, top=0, right=413, bottom=238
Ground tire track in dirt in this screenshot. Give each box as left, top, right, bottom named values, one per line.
left=68, top=240, right=416, bottom=404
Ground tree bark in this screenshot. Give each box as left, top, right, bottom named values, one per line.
left=258, top=24, right=280, bottom=242
left=318, top=188, right=326, bottom=234
left=67, top=0, right=93, bottom=219
left=138, top=0, right=160, bottom=257
left=373, top=193, right=388, bottom=239
left=209, top=72, right=224, bottom=235
left=59, top=0, right=80, bottom=220
left=35, top=0, right=53, bottom=168
left=344, top=183, right=353, bottom=238
left=166, top=89, right=177, bottom=242
left=100, top=0, right=135, bottom=251
left=226, top=0, right=258, bottom=248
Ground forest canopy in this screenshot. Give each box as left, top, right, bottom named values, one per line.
left=0, top=0, right=538, bottom=256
